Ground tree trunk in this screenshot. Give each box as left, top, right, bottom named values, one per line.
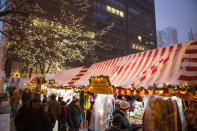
left=29, top=68, right=33, bottom=79
left=40, top=63, right=45, bottom=75
left=46, top=62, right=52, bottom=74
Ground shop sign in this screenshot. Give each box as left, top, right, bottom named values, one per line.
left=89, top=76, right=112, bottom=94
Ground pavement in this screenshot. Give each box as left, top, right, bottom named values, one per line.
left=0, top=100, right=11, bottom=131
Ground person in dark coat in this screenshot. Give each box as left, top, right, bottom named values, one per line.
left=58, top=101, right=68, bottom=131
left=67, top=98, right=82, bottom=131
left=14, top=98, right=44, bottom=131
left=41, top=103, right=56, bottom=131
left=110, top=100, right=133, bottom=131
left=21, top=88, right=32, bottom=105
left=42, top=94, right=48, bottom=104
left=47, top=94, right=61, bottom=119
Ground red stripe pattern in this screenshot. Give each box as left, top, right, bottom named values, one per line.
left=54, top=66, right=88, bottom=86
left=74, top=41, right=197, bottom=89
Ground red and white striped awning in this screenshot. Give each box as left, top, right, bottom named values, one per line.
left=54, top=66, right=88, bottom=86
left=75, top=40, right=197, bottom=89
left=28, top=74, right=55, bottom=85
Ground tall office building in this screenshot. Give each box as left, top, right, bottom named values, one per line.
left=87, top=0, right=157, bottom=61
left=157, top=26, right=178, bottom=47
left=188, top=29, right=197, bottom=41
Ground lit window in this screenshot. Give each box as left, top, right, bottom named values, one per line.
left=120, top=11, right=124, bottom=17
left=116, top=9, right=120, bottom=15
left=136, top=45, right=139, bottom=49
left=111, top=7, right=116, bottom=14
left=107, top=5, right=112, bottom=12
left=132, top=44, right=135, bottom=49
left=107, top=5, right=124, bottom=18
left=139, top=46, right=141, bottom=50
left=142, top=47, right=144, bottom=50
left=138, top=35, right=142, bottom=42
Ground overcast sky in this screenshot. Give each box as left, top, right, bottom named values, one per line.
left=155, top=0, right=197, bottom=43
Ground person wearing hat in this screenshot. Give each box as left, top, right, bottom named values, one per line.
left=14, top=97, right=44, bottom=131
left=111, top=100, right=133, bottom=130
left=67, top=98, right=82, bottom=131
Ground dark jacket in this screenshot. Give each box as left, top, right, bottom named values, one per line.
left=22, top=91, right=32, bottom=105
left=58, top=104, right=68, bottom=130
left=112, top=109, right=133, bottom=131
left=14, top=100, right=44, bottom=131
left=41, top=109, right=56, bottom=131
left=47, top=99, right=61, bottom=119
left=67, top=103, right=81, bottom=128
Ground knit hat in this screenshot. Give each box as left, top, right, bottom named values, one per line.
left=120, top=100, right=130, bottom=110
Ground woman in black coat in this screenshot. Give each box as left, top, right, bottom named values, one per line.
left=41, top=103, right=56, bottom=131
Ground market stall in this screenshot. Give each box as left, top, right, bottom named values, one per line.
left=73, top=40, right=197, bottom=130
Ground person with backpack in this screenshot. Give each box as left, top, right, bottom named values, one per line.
left=58, top=101, right=68, bottom=131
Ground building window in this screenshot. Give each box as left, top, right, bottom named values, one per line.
left=106, top=0, right=126, bottom=9
left=145, top=42, right=154, bottom=45
left=132, top=43, right=146, bottom=51
left=138, top=35, right=142, bottom=42
left=93, top=1, right=106, bottom=10
left=128, top=7, right=141, bottom=15
left=106, top=5, right=124, bottom=17
left=93, top=11, right=110, bottom=20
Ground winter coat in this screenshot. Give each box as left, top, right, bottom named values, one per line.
left=112, top=109, right=133, bottom=131
left=14, top=100, right=44, bottom=131
left=22, top=92, right=32, bottom=105
left=10, top=94, right=20, bottom=106
left=47, top=99, right=61, bottom=119
left=67, top=103, right=82, bottom=128
left=41, top=109, right=56, bottom=131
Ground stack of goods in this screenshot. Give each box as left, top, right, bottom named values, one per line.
left=184, top=100, right=197, bottom=130
left=143, top=96, right=182, bottom=131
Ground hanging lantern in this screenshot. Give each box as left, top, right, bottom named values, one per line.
left=145, top=90, right=149, bottom=95
left=136, top=90, right=141, bottom=95
left=124, top=90, right=127, bottom=95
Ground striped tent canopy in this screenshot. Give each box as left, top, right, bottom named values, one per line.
left=28, top=73, right=55, bottom=86
left=54, top=66, right=88, bottom=86
left=75, top=40, right=197, bottom=89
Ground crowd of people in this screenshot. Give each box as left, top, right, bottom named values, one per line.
left=8, top=87, right=141, bottom=131
left=8, top=87, right=83, bottom=131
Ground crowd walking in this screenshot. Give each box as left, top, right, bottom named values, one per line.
left=7, top=87, right=85, bottom=131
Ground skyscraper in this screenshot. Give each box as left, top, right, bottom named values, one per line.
left=87, top=0, right=157, bottom=61
left=157, top=26, right=178, bottom=47
left=188, top=29, right=197, bottom=41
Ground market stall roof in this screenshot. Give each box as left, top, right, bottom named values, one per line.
left=54, top=66, right=88, bottom=86
left=74, top=40, right=197, bottom=89
left=28, top=73, right=55, bottom=86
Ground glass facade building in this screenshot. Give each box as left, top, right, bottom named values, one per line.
left=87, top=0, right=157, bottom=61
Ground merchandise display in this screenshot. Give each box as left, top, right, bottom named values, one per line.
left=128, top=101, right=144, bottom=124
